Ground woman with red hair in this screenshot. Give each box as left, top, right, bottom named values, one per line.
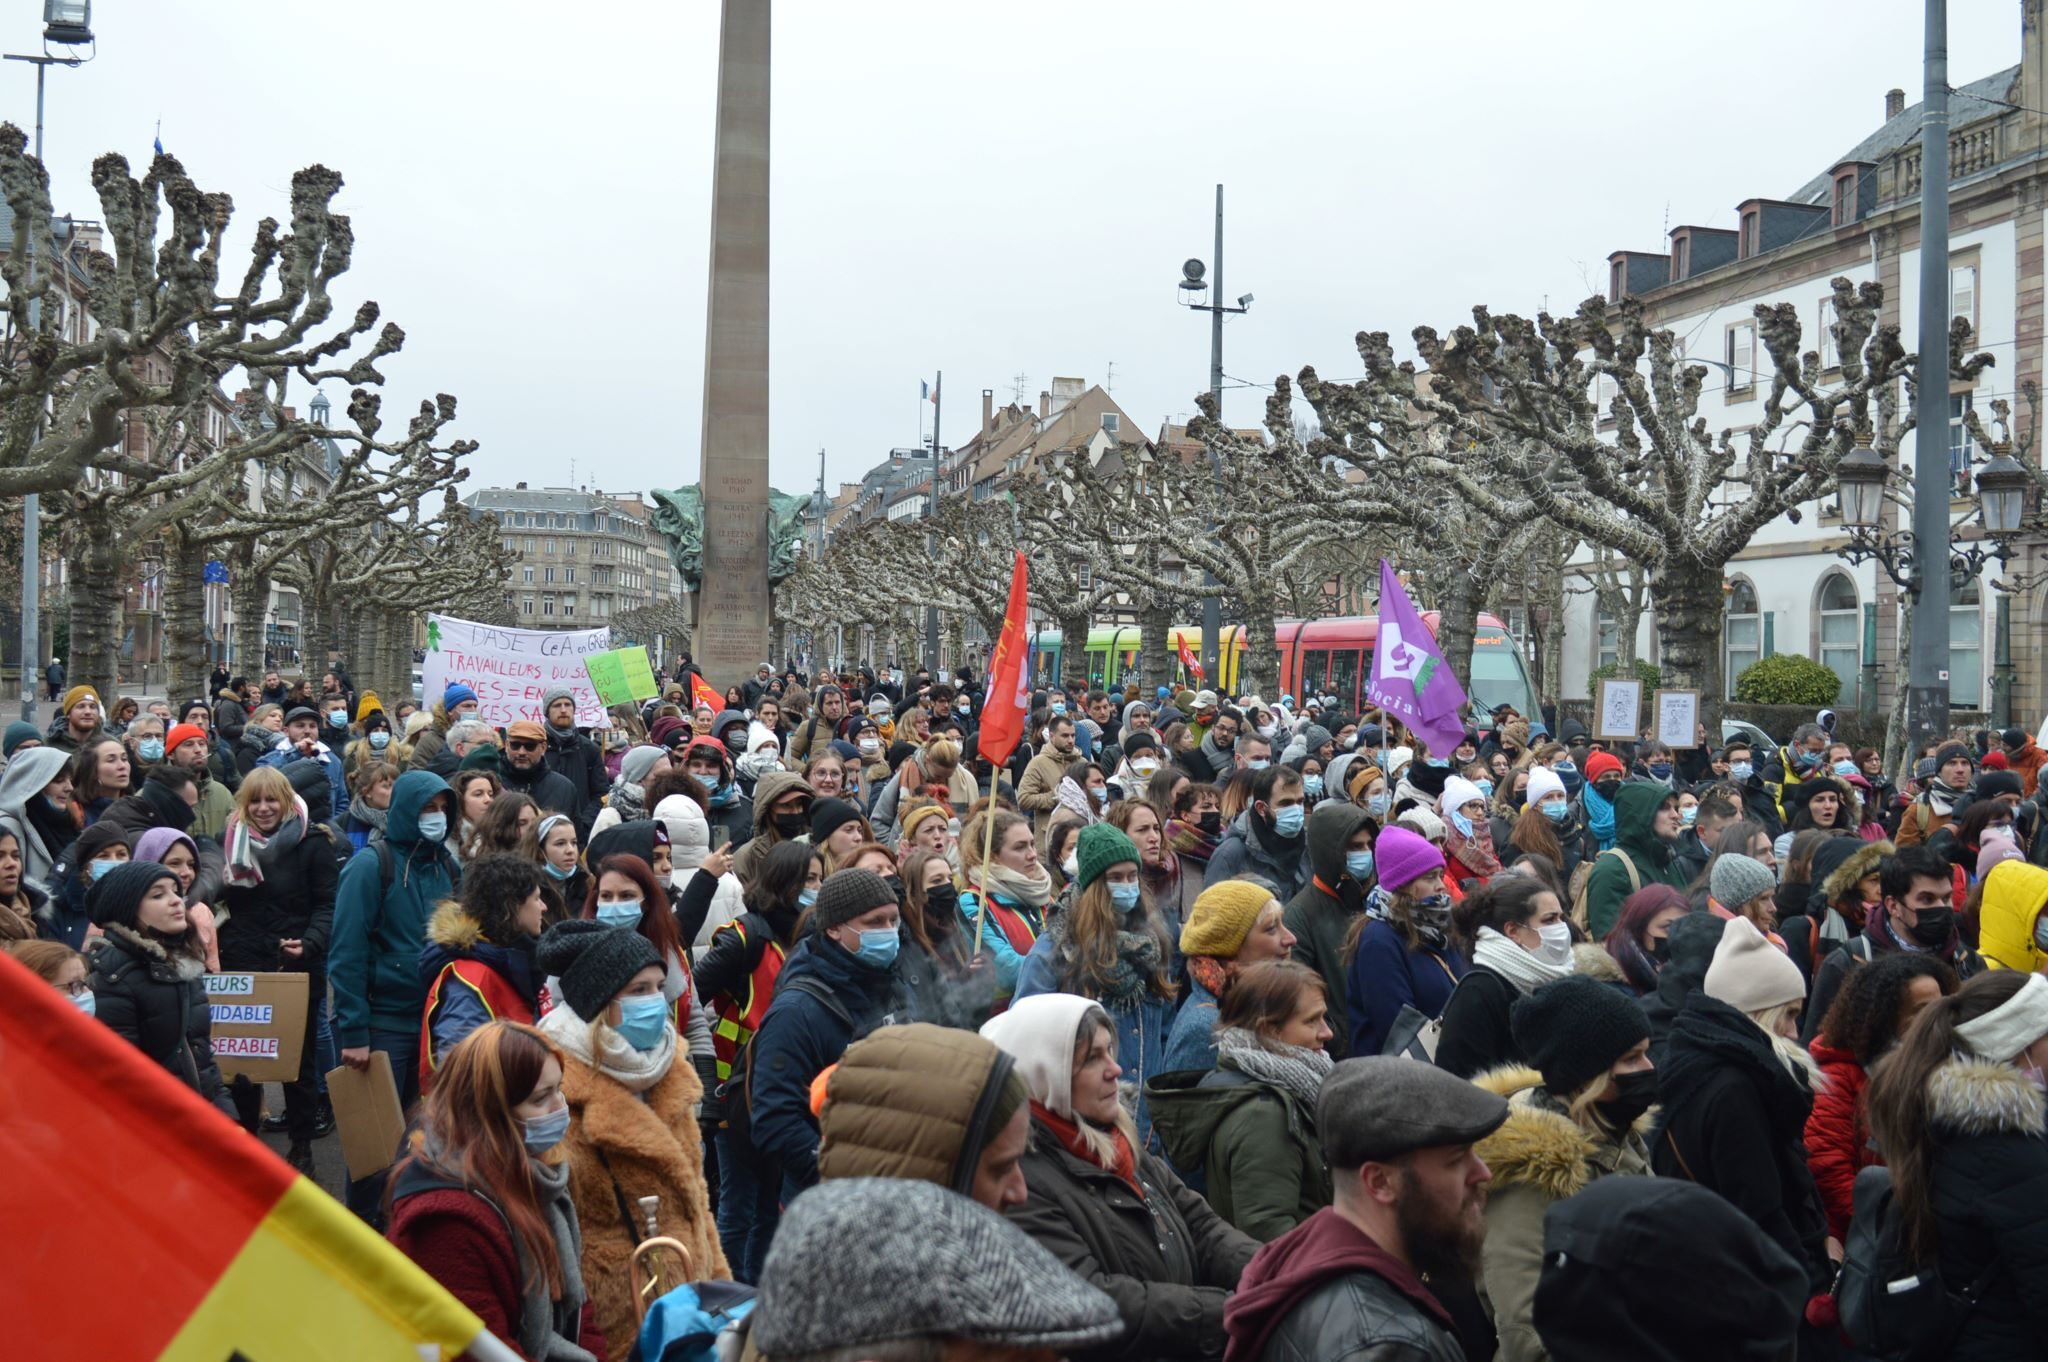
left=1603, top=884, right=1690, bottom=996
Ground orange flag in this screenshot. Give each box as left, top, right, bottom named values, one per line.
left=977, top=550, right=1032, bottom=767
left=0, top=949, right=516, bottom=1361
left=1175, top=630, right=1206, bottom=682
left=689, top=672, right=726, bottom=713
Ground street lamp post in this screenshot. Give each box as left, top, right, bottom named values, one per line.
left=7, top=0, right=94, bottom=721
left=1905, top=0, right=1952, bottom=749
left=1179, top=184, right=1251, bottom=691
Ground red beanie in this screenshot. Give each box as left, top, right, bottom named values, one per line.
left=1983, top=750, right=2010, bottom=771
left=165, top=723, right=207, bottom=755
left=1584, top=750, right=1626, bottom=782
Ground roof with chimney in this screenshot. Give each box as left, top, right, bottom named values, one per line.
left=1787, top=65, right=2021, bottom=206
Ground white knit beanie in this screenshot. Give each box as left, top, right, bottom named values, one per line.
left=1440, top=776, right=1486, bottom=816
left=1704, top=916, right=1807, bottom=1015
left=1526, top=765, right=1566, bottom=805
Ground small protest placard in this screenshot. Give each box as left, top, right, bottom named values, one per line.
left=202, top=971, right=309, bottom=1083
left=1655, top=689, right=1701, bottom=749
left=1596, top=679, right=1643, bottom=741
left=326, top=1051, right=408, bottom=1180
left=584, top=645, right=661, bottom=708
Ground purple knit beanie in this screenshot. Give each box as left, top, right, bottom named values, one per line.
left=1374, top=825, right=1446, bottom=893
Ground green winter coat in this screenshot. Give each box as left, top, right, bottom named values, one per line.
left=1147, top=1060, right=1330, bottom=1242
left=1282, top=801, right=1372, bottom=1061
left=1580, top=782, right=1686, bottom=938
left=188, top=766, right=235, bottom=842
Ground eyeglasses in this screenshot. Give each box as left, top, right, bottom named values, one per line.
left=58, top=979, right=88, bottom=998
left=507, top=739, right=541, bottom=752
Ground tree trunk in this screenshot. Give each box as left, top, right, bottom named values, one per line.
left=1051, top=606, right=1089, bottom=686
left=1239, top=588, right=1280, bottom=700
left=389, top=610, right=416, bottom=705
left=1140, top=602, right=1172, bottom=696
left=300, top=584, right=335, bottom=678
left=1650, top=565, right=1726, bottom=733
left=1881, top=600, right=1913, bottom=782
left=230, top=546, right=268, bottom=680
left=161, top=527, right=210, bottom=704
left=1437, top=567, right=1481, bottom=702
left=68, top=515, right=124, bottom=702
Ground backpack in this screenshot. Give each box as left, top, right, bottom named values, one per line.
left=636, top=1280, right=757, bottom=1362
left=1569, top=847, right=1640, bottom=930
left=1834, top=1164, right=1984, bottom=1361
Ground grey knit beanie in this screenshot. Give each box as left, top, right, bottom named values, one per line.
left=535, top=918, right=662, bottom=1021
left=752, top=1178, right=1121, bottom=1354
left=813, top=867, right=897, bottom=932
left=1708, top=853, right=1775, bottom=912
left=619, top=745, right=666, bottom=785
left=541, top=685, right=577, bottom=720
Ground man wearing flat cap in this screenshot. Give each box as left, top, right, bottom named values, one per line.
left=1221, top=1056, right=1508, bottom=1362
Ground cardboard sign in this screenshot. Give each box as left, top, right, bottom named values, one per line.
left=1654, top=689, right=1701, bottom=749
left=1595, top=678, right=1642, bottom=740
left=202, top=971, right=309, bottom=1083
left=584, top=645, right=661, bottom=707
left=420, top=612, right=613, bottom=729
left=326, top=1051, right=410, bottom=1180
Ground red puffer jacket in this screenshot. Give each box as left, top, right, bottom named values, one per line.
left=1804, top=1039, right=1878, bottom=1241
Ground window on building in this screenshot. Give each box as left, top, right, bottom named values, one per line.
left=1609, top=259, right=1626, bottom=303
left=1951, top=263, right=1979, bottom=338
left=1724, top=579, right=1760, bottom=697
left=1597, top=609, right=1618, bottom=672
left=544, top=567, right=555, bottom=584
left=522, top=566, right=534, bottom=584
left=1077, top=562, right=1092, bottom=591
left=1817, top=574, right=1859, bottom=702
left=1739, top=209, right=1761, bottom=259
left=1593, top=374, right=1618, bottom=422
left=543, top=539, right=554, bottom=556
left=1832, top=170, right=1858, bottom=227
left=564, top=568, right=575, bottom=584
left=563, top=596, right=576, bottom=618
left=1817, top=297, right=1840, bottom=370
left=1670, top=236, right=1689, bottom=282
left=1725, top=323, right=1756, bottom=392
left=524, top=538, right=534, bottom=554
left=1950, top=393, right=1974, bottom=493
left=522, top=597, right=535, bottom=617
left=543, top=597, right=555, bottom=617
left=1949, top=579, right=1983, bottom=708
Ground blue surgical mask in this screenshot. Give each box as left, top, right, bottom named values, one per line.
left=612, top=993, right=670, bottom=1052
left=137, top=738, right=165, bottom=762
left=1833, top=760, right=1858, bottom=777
left=545, top=861, right=577, bottom=881
left=1680, top=805, right=1699, bottom=827
left=70, top=987, right=96, bottom=1017
left=1108, top=881, right=1142, bottom=914
left=1796, top=749, right=1822, bottom=770
left=1450, top=810, right=1475, bottom=839
left=415, top=812, right=449, bottom=843
left=369, top=731, right=391, bottom=750
left=597, top=900, right=643, bottom=929
left=1426, top=757, right=1449, bottom=768
left=89, top=858, right=121, bottom=881
left=1271, top=804, right=1305, bottom=837
left=1303, top=775, right=1325, bottom=798
left=522, top=1101, right=571, bottom=1154
left=797, top=887, right=818, bottom=908
left=1729, top=761, right=1754, bottom=782
left=1050, top=702, right=1066, bottom=716
left=1541, top=800, right=1570, bottom=823
left=1346, top=849, right=1375, bottom=880
left=327, top=711, right=348, bottom=729
left=1091, top=787, right=1108, bottom=806
left=853, top=926, right=900, bottom=968
left=1247, top=759, right=1270, bottom=771
left=1475, top=779, right=1494, bottom=800
left=1366, top=793, right=1391, bottom=818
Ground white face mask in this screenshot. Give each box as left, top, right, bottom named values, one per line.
left=1534, top=921, right=1575, bottom=967
left=1061, top=853, right=1079, bottom=879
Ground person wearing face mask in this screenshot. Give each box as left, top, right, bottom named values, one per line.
left=1573, top=750, right=1628, bottom=854
left=1504, top=764, right=1595, bottom=894
left=45, top=821, right=132, bottom=950
left=536, top=918, right=730, bottom=1349
left=680, top=736, right=753, bottom=852
left=1434, top=877, right=1576, bottom=1080
left=1438, top=777, right=1502, bottom=903
left=1107, top=730, right=1166, bottom=806
left=1164, top=879, right=1300, bottom=1075
left=1580, top=784, right=1690, bottom=940
left=521, top=813, right=587, bottom=924
left=419, top=854, right=549, bottom=1084
left=387, top=1020, right=607, bottom=1362
left=1284, top=801, right=1375, bottom=1060
left=1759, top=721, right=1833, bottom=826
left=730, top=767, right=815, bottom=891
left=1014, top=824, right=1178, bottom=1147
left=345, top=709, right=405, bottom=780
left=1631, top=739, right=1680, bottom=791
left=84, top=860, right=235, bottom=1114
left=1344, top=825, right=1469, bottom=1059
left=1468, top=974, right=1657, bottom=1362
left=1863, top=969, right=2048, bottom=1362
left=1799, top=847, right=1986, bottom=1049
left=1205, top=766, right=1313, bottom=903
left=741, top=867, right=905, bottom=1212
left=1166, top=776, right=1227, bottom=878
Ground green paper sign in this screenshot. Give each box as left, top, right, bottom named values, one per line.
left=583, top=646, right=660, bottom=707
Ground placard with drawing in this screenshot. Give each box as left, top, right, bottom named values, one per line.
left=1596, top=679, right=1642, bottom=740
left=1655, top=689, right=1701, bottom=749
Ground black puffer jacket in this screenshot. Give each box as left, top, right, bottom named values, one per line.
left=542, top=726, right=608, bottom=838
left=1921, top=1056, right=2048, bottom=1361
left=1010, top=1114, right=1258, bottom=1361
left=89, top=919, right=232, bottom=1109
left=219, top=821, right=340, bottom=971
left=1651, top=991, right=1830, bottom=1294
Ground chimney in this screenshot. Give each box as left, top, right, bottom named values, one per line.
left=982, top=388, right=994, bottom=437
left=1886, top=88, right=1905, bottom=119
left=516, top=480, right=528, bottom=490
left=1039, top=390, right=1051, bottom=420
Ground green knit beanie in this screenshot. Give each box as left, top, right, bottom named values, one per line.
left=1074, top=823, right=1139, bottom=895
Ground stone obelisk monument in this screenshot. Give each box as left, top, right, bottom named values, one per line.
left=693, top=0, right=772, bottom=687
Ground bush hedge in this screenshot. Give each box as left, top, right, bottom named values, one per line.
left=1733, top=654, right=1841, bottom=706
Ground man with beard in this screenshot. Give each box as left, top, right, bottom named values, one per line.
left=1222, top=1056, right=1508, bottom=1362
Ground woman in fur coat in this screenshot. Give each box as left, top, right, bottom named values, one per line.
left=85, top=859, right=235, bottom=1115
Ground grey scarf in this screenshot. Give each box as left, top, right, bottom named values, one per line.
left=349, top=795, right=389, bottom=836
left=521, top=1158, right=597, bottom=1362
left=608, top=777, right=648, bottom=823
left=1215, top=1025, right=1333, bottom=1109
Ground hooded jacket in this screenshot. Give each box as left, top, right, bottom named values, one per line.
left=417, top=899, right=541, bottom=1080
left=1918, top=1055, right=2048, bottom=1362
left=1469, top=1068, right=1652, bottom=1362
left=1220, top=1206, right=1462, bottom=1362
left=730, top=769, right=814, bottom=890
left=328, top=771, right=458, bottom=1047
left=1978, top=859, right=2048, bottom=973
left=1579, top=783, right=1686, bottom=939
left=1283, top=802, right=1372, bottom=1062
left=1147, top=1054, right=1330, bottom=1243
left=655, top=793, right=746, bottom=951
left=1204, top=807, right=1311, bottom=903
left=816, top=1022, right=1020, bottom=1194
left=0, top=745, right=74, bottom=894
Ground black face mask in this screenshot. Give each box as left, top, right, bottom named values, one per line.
left=1650, top=936, right=1673, bottom=964
left=773, top=812, right=808, bottom=839
left=1196, top=810, right=1222, bottom=835
left=1907, top=905, right=1955, bottom=948
left=1601, top=1068, right=1660, bottom=1128
left=925, top=885, right=959, bottom=919
left=1593, top=778, right=1623, bottom=802
left=883, top=873, right=905, bottom=906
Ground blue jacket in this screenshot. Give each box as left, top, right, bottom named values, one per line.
left=258, top=738, right=348, bottom=821
left=1346, top=916, right=1468, bottom=1059
left=745, top=934, right=899, bottom=1192
left=1013, top=932, right=1178, bottom=1149
left=959, top=888, right=1044, bottom=1001
left=1161, top=971, right=1222, bottom=1075
left=328, top=771, right=457, bottom=1047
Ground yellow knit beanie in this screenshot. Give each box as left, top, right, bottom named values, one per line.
left=1180, top=879, right=1276, bottom=957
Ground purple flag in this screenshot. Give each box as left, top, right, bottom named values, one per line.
left=1367, top=560, right=1470, bottom=760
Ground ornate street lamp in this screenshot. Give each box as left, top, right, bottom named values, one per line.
left=1975, top=439, right=2028, bottom=537
left=1835, top=436, right=1888, bottom=530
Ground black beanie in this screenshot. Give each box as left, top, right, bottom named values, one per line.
left=87, top=860, right=181, bottom=928
left=536, top=918, right=662, bottom=1021
left=813, top=868, right=896, bottom=933
left=1977, top=770, right=2024, bottom=802
left=1510, top=975, right=1650, bottom=1096
left=810, top=798, right=864, bottom=846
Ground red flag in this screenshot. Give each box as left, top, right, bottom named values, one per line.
left=978, top=550, right=1032, bottom=766
left=1175, top=630, right=1206, bottom=682
left=689, top=673, right=726, bottom=713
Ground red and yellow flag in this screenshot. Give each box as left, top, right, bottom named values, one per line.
left=1174, top=630, right=1206, bottom=682
left=689, top=672, right=726, bottom=714
left=0, top=949, right=517, bottom=1362
left=977, top=550, right=1032, bottom=767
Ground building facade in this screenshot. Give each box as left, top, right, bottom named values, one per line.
left=463, top=485, right=678, bottom=627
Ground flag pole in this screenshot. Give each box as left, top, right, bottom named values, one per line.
left=972, top=806, right=997, bottom=959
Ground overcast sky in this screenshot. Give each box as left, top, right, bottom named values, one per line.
left=11, top=1, right=2018, bottom=503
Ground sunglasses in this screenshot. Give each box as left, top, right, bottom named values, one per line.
left=507, top=739, right=542, bottom=752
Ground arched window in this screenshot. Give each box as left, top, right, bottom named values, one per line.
left=1817, top=574, right=1860, bottom=701
left=1724, top=579, right=1760, bottom=697
left=1951, top=579, right=1983, bottom=708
